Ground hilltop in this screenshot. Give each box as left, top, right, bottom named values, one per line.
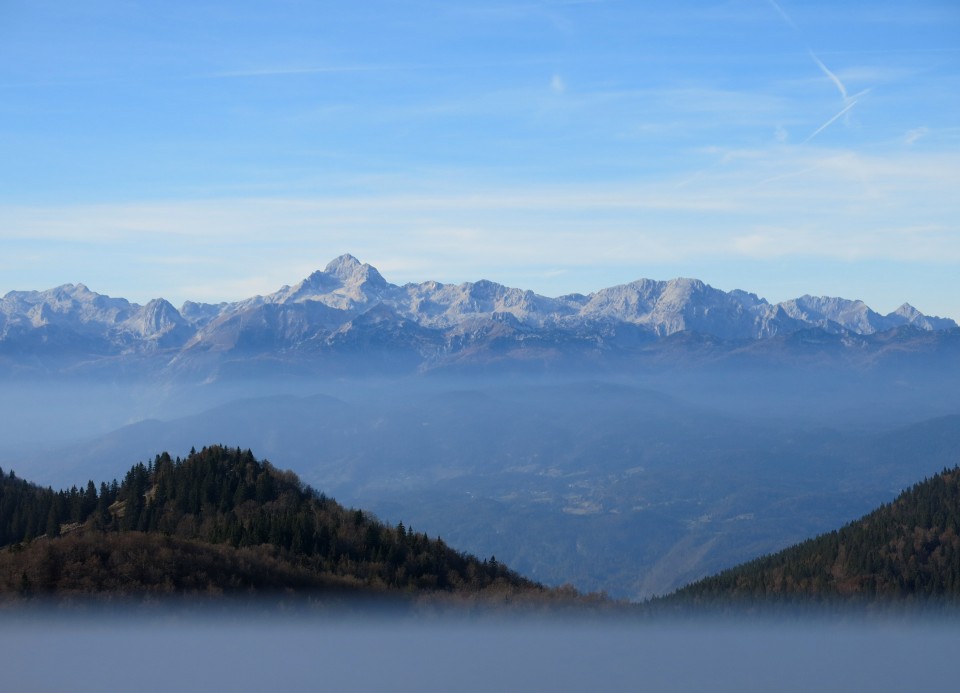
left=0, top=445, right=578, bottom=605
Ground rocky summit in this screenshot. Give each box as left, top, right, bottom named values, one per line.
left=0, top=254, right=956, bottom=379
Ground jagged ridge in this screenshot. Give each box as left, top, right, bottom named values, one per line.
left=1, top=254, right=956, bottom=376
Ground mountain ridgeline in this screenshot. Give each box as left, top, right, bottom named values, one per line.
left=0, top=446, right=556, bottom=601
left=1, top=254, right=956, bottom=379
left=3, top=255, right=959, bottom=605
left=666, top=466, right=960, bottom=604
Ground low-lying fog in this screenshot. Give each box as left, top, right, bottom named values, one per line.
left=2, top=606, right=957, bottom=692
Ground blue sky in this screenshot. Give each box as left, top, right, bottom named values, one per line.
left=1, top=0, right=958, bottom=318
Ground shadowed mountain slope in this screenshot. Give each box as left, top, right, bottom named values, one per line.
left=0, top=445, right=565, bottom=602
left=666, top=465, right=960, bottom=603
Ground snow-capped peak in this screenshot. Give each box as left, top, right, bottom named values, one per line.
left=324, top=253, right=362, bottom=275
left=1, top=255, right=956, bottom=374
left=323, top=254, right=387, bottom=287
left=892, top=303, right=921, bottom=319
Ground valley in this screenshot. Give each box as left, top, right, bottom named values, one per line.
left=2, top=258, right=958, bottom=600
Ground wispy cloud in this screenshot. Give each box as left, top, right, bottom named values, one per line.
left=1, top=145, right=956, bottom=286
left=0, top=144, right=956, bottom=317
left=904, top=126, right=929, bottom=145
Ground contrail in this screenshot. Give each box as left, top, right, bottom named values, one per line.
left=810, top=52, right=849, bottom=101
left=806, top=54, right=871, bottom=141
left=763, top=0, right=872, bottom=143
left=766, top=1, right=852, bottom=105
left=766, top=0, right=799, bottom=31
left=805, top=94, right=867, bottom=142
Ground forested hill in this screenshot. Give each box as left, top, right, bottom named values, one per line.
left=0, top=446, right=560, bottom=601
left=667, top=466, right=960, bottom=604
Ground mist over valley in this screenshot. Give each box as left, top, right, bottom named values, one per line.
left=3, top=259, right=958, bottom=599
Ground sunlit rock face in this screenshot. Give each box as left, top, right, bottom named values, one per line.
left=0, top=254, right=956, bottom=378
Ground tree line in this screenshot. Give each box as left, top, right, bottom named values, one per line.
left=0, top=445, right=550, bottom=598
left=668, top=465, right=960, bottom=603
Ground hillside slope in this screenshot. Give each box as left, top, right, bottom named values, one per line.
left=667, top=466, right=960, bottom=603
left=0, top=446, right=560, bottom=602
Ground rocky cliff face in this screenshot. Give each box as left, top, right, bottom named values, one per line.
left=1, top=254, right=956, bottom=378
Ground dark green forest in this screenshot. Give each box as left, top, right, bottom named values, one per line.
left=6, top=444, right=957, bottom=607
left=0, top=446, right=566, bottom=601
left=667, top=465, right=960, bottom=604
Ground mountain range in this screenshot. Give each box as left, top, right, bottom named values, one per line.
left=1, top=254, right=956, bottom=378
